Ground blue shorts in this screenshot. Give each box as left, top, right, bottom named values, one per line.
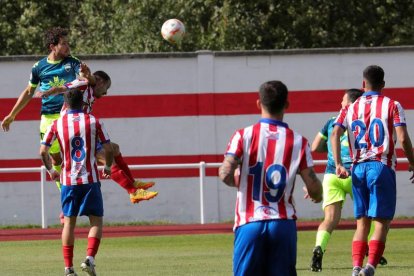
left=352, top=161, right=396, bottom=220
left=61, top=182, right=104, bottom=217
left=233, top=220, right=297, bottom=276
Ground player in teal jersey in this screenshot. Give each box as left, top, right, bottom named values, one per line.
left=309, top=89, right=360, bottom=272
left=310, top=89, right=387, bottom=272
left=29, top=50, right=81, bottom=115
left=1, top=27, right=91, bottom=192
left=1, top=27, right=94, bottom=226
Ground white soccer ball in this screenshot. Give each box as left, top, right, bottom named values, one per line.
left=161, top=19, right=185, bottom=44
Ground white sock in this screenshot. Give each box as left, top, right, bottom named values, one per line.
left=86, top=256, right=95, bottom=264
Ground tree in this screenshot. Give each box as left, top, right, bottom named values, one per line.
left=1, top=0, right=414, bottom=55
left=0, top=0, right=77, bottom=55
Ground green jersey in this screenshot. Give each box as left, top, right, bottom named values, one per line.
left=319, top=117, right=352, bottom=174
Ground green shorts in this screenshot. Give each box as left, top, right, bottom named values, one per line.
left=322, top=173, right=353, bottom=210
left=40, top=114, right=61, bottom=154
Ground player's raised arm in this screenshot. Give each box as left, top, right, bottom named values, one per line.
left=219, top=155, right=239, bottom=187
left=1, top=85, right=36, bottom=132
left=38, top=86, right=68, bottom=98
left=299, top=167, right=322, bottom=203
left=80, top=62, right=96, bottom=86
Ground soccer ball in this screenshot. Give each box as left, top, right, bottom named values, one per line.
left=161, top=19, right=185, bottom=44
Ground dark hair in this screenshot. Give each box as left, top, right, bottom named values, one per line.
left=44, top=27, right=68, bottom=51
left=93, top=70, right=111, bottom=88
left=64, top=88, right=83, bottom=110
left=345, top=88, right=363, bottom=103
left=258, top=81, right=288, bottom=115
left=363, top=65, right=384, bottom=90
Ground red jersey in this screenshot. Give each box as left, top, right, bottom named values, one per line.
left=60, top=79, right=95, bottom=115
left=42, top=110, right=110, bottom=186
left=225, top=118, right=313, bottom=229
left=334, top=91, right=406, bottom=169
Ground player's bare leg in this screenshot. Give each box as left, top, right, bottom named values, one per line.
left=96, top=145, right=157, bottom=203
left=311, top=201, right=342, bottom=272
left=50, top=152, right=65, bottom=225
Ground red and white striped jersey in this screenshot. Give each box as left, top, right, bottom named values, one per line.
left=42, top=111, right=111, bottom=186
left=225, top=118, right=313, bottom=229
left=60, top=79, right=95, bottom=115
left=334, top=91, right=406, bottom=169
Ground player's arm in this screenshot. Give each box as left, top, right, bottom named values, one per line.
left=101, top=142, right=114, bottom=178
left=395, top=125, right=414, bottom=182
left=39, top=144, right=53, bottom=170
left=39, top=144, right=60, bottom=180
left=79, top=62, right=96, bottom=86
left=311, top=133, right=328, bottom=153
left=331, top=125, right=348, bottom=178
left=95, top=119, right=113, bottom=177
left=1, top=85, right=36, bottom=131
left=299, top=167, right=322, bottom=203
left=39, top=86, right=67, bottom=98
left=219, top=155, right=239, bottom=187
left=40, top=78, right=90, bottom=99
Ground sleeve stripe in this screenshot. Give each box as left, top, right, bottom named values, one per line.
left=319, top=132, right=327, bottom=140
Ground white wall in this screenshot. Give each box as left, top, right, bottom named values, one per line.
left=1, top=47, right=414, bottom=226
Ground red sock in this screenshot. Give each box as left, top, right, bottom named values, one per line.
left=367, top=240, right=385, bottom=268
left=111, top=164, right=136, bottom=194
left=352, top=240, right=368, bottom=267
left=62, top=245, right=74, bottom=267
left=114, top=154, right=134, bottom=180
left=87, top=237, right=101, bottom=257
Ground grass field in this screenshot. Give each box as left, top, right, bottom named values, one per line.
left=0, top=228, right=413, bottom=275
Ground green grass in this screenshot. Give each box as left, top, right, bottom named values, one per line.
left=0, top=229, right=413, bottom=275
left=0, top=220, right=175, bottom=230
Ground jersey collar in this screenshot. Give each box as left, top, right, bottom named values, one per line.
left=259, top=118, right=289, bottom=128
left=46, top=58, right=62, bottom=64
left=362, top=91, right=381, bottom=96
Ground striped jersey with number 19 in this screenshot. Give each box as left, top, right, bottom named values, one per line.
left=334, top=91, right=406, bottom=169
left=225, top=118, right=314, bottom=230
left=42, top=110, right=111, bottom=186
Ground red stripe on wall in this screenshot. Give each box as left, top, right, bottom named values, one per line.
left=0, top=154, right=223, bottom=182
left=2, top=87, right=413, bottom=121
left=0, top=150, right=409, bottom=182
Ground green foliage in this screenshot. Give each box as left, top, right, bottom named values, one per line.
left=0, top=0, right=77, bottom=55
left=1, top=0, right=414, bottom=55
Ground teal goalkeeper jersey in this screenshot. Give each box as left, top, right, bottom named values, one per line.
left=320, top=117, right=353, bottom=174
left=29, top=56, right=81, bottom=115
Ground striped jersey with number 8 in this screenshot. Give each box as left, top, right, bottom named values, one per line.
left=42, top=111, right=111, bottom=186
